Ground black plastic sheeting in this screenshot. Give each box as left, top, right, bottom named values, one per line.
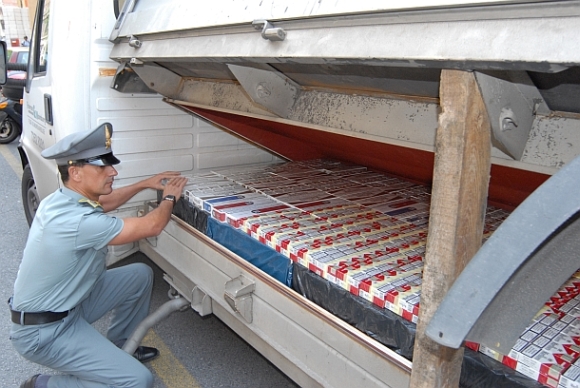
left=292, top=263, right=545, bottom=388
left=166, top=194, right=544, bottom=388
left=174, top=197, right=208, bottom=233
left=292, top=262, right=416, bottom=358
left=158, top=191, right=208, bottom=233
left=460, top=350, right=545, bottom=388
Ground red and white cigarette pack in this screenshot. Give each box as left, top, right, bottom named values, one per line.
left=211, top=196, right=278, bottom=222
left=344, top=249, right=404, bottom=294
left=226, top=202, right=293, bottom=228
left=471, top=271, right=580, bottom=388
left=257, top=182, right=313, bottom=197
left=241, top=208, right=307, bottom=235
left=369, top=269, right=423, bottom=314
left=560, top=362, right=580, bottom=387
left=365, top=178, right=417, bottom=192
left=325, top=185, right=392, bottom=202
left=293, top=198, right=353, bottom=213
left=345, top=171, right=397, bottom=185
left=203, top=193, right=267, bottom=212
left=309, top=204, right=380, bottom=222
left=307, top=239, right=381, bottom=280
left=272, top=189, right=335, bottom=205
left=183, top=175, right=251, bottom=208
left=399, top=289, right=421, bottom=323
left=344, top=245, right=422, bottom=298
left=264, top=219, right=341, bottom=251
left=258, top=217, right=328, bottom=247
left=286, top=230, right=366, bottom=268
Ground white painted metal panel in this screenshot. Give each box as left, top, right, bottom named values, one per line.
left=111, top=1, right=580, bottom=71
left=120, top=0, right=542, bottom=35
left=523, top=115, right=580, bottom=169
left=142, top=216, right=412, bottom=388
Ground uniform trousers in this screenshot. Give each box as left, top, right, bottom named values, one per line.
left=10, top=263, right=154, bottom=388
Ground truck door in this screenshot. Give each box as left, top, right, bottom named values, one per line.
left=22, top=0, right=57, bottom=202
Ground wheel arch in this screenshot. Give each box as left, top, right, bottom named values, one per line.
left=17, top=145, right=29, bottom=169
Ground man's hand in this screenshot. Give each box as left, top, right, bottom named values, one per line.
left=142, top=171, right=182, bottom=191
left=100, top=171, right=185, bottom=212
left=162, top=176, right=188, bottom=199
left=109, top=175, right=189, bottom=246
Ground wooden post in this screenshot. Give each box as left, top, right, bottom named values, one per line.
left=409, top=69, right=491, bottom=388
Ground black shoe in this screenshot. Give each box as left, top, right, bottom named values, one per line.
left=133, top=346, right=159, bottom=363
left=20, top=374, right=39, bottom=388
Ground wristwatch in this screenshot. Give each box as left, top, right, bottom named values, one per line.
left=163, top=195, right=177, bottom=206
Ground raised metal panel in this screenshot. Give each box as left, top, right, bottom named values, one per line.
left=110, top=1, right=580, bottom=72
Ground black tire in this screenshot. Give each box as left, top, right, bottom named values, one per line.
left=22, top=165, right=40, bottom=226
left=6, top=63, right=27, bottom=71
left=2, top=78, right=26, bottom=100
left=0, top=116, right=21, bottom=144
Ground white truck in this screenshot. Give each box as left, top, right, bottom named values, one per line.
left=9, top=0, right=580, bottom=387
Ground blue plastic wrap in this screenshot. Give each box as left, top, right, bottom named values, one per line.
left=206, top=217, right=293, bottom=287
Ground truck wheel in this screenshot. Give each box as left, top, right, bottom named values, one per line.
left=22, top=165, right=40, bottom=226
left=0, top=117, right=21, bottom=144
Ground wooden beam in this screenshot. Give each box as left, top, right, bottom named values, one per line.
left=409, top=69, right=491, bottom=388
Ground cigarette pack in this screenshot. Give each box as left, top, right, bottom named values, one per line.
left=272, top=189, right=335, bottom=205
left=241, top=208, right=308, bottom=235
left=203, top=193, right=267, bottom=213
left=309, top=204, right=381, bottom=222
left=344, top=171, right=393, bottom=185
left=271, top=169, right=328, bottom=181
left=320, top=163, right=367, bottom=175
left=370, top=266, right=423, bottom=311
left=212, top=162, right=282, bottom=178
left=226, top=202, right=293, bottom=228
left=312, top=179, right=364, bottom=193
left=365, top=179, right=416, bottom=193
left=341, top=246, right=414, bottom=296
left=293, top=198, right=353, bottom=213
left=399, top=289, right=421, bottom=323
left=307, top=239, right=381, bottom=279
left=560, top=363, right=580, bottom=387
left=383, top=202, right=431, bottom=220
left=211, top=196, right=279, bottom=222
left=258, top=182, right=313, bottom=196
left=286, top=230, right=366, bottom=268
left=258, top=217, right=329, bottom=247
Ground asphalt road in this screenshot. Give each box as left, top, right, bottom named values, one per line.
left=0, top=140, right=299, bottom=388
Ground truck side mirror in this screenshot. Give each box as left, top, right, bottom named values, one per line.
left=0, top=41, right=6, bottom=85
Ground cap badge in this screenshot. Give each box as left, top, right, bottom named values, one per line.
left=105, top=124, right=112, bottom=149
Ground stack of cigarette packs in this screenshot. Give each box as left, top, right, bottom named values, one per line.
left=182, top=159, right=580, bottom=387
left=466, top=272, right=580, bottom=388
left=182, top=160, right=509, bottom=321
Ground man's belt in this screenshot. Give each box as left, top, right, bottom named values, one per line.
left=8, top=298, right=70, bottom=325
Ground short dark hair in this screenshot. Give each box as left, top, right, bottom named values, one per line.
left=58, top=162, right=84, bottom=183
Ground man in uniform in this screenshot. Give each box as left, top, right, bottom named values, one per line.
left=10, top=123, right=188, bottom=388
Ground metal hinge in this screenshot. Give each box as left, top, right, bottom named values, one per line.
left=252, top=20, right=286, bottom=41
left=224, top=275, right=255, bottom=323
